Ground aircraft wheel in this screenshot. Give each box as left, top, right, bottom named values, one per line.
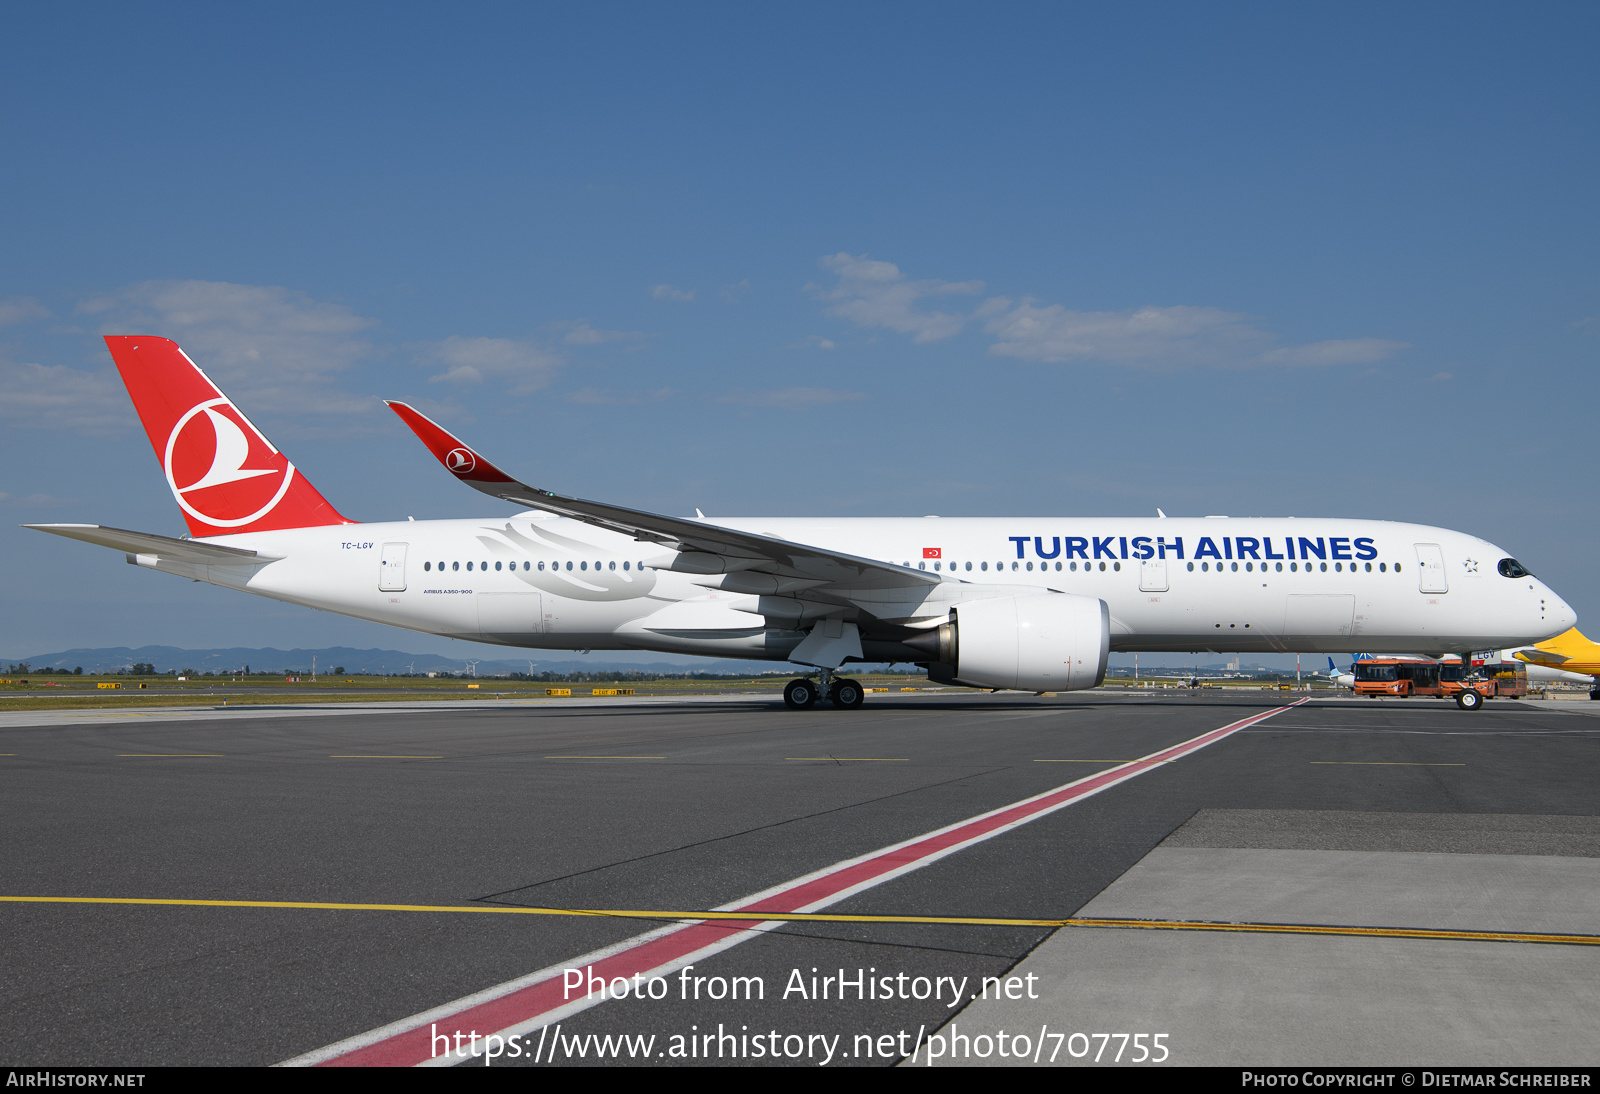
left=784, top=678, right=818, bottom=710
left=1456, top=689, right=1483, bottom=711
left=830, top=679, right=864, bottom=709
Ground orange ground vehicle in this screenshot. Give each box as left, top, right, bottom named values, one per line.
left=1440, top=658, right=1529, bottom=710
left=1352, top=658, right=1443, bottom=699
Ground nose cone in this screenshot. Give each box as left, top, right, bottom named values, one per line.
left=1543, top=585, right=1578, bottom=636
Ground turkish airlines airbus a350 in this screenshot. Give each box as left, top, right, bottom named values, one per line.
left=27, top=337, right=1579, bottom=710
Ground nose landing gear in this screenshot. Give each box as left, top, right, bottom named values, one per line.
left=1456, top=688, right=1484, bottom=711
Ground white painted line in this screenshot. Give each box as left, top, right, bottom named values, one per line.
left=284, top=699, right=1306, bottom=1067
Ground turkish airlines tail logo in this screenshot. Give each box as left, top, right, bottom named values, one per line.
left=105, top=336, right=353, bottom=537
left=165, top=398, right=297, bottom=528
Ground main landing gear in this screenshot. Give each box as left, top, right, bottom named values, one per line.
left=784, top=669, right=864, bottom=710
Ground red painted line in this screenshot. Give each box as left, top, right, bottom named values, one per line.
left=287, top=699, right=1304, bottom=1066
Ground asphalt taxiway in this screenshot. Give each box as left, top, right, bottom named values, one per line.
left=1, top=691, right=1596, bottom=1066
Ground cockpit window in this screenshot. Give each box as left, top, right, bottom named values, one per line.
left=1498, top=558, right=1531, bottom=579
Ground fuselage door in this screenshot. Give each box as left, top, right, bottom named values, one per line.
left=1414, top=543, right=1448, bottom=594
left=1139, top=555, right=1168, bottom=592
left=379, top=542, right=408, bottom=592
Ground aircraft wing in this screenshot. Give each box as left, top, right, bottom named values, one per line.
left=25, top=524, right=280, bottom=564
left=1514, top=649, right=1569, bottom=665
left=385, top=402, right=938, bottom=595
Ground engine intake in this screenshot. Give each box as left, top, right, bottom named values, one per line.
left=904, top=593, right=1110, bottom=691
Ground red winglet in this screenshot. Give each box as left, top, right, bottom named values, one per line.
left=104, top=336, right=354, bottom=537
left=384, top=401, right=517, bottom=484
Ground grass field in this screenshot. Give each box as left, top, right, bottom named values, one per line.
left=0, top=671, right=1333, bottom=711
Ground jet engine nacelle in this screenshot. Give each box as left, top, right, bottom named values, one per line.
left=908, top=593, right=1110, bottom=691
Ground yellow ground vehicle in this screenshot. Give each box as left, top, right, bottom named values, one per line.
left=1352, top=659, right=1442, bottom=700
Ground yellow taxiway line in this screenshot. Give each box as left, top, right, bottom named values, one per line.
left=1, top=895, right=1595, bottom=947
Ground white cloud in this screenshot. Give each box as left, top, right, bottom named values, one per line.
left=651, top=284, right=695, bottom=302
left=0, top=297, right=50, bottom=327
left=0, top=359, right=133, bottom=436
left=811, top=253, right=982, bottom=344
left=558, top=322, right=651, bottom=346
left=788, top=335, right=836, bottom=350
left=718, top=387, right=866, bottom=409
left=423, top=336, right=561, bottom=396
left=982, top=300, right=1406, bottom=368
left=815, top=253, right=1407, bottom=370
left=0, top=490, right=73, bottom=508
left=77, top=280, right=377, bottom=418
left=981, top=301, right=1272, bottom=367
left=1259, top=338, right=1408, bottom=367
left=983, top=301, right=1407, bottom=369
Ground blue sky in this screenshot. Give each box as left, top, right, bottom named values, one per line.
left=2, top=3, right=1596, bottom=664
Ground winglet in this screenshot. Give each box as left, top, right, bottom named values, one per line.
left=384, top=401, right=518, bottom=485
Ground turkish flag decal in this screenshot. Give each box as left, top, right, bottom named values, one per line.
left=923, top=547, right=942, bottom=559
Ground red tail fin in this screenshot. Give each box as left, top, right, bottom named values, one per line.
left=104, top=336, right=354, bottom=537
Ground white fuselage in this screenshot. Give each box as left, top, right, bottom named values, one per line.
left=144, top=514, right=1576, bottom=662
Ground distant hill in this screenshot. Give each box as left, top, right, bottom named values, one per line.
left=13, top=645, right=796, bottom=677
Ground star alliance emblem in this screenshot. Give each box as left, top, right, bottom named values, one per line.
left=1463, top=558, right=1479, bottom=573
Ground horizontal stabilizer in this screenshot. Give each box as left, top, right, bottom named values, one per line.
left=24, top=524, right=280, bottom=565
